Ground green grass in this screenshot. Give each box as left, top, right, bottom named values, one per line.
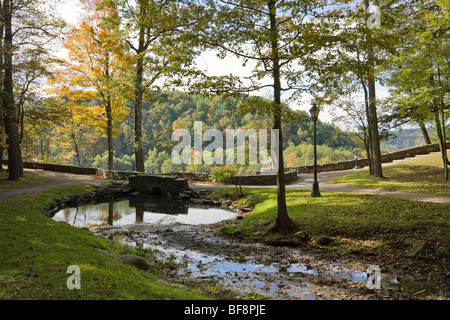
left=329, top=152, right=450, bottom=196
left=0, top=170, right=48, bottom=191
left=216, top=188, right=450, bottom=257
left=0, top=184, right=211, bottom=300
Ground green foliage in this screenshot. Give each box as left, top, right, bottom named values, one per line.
left=0, top=185, right=210, bottom=300
left=284, top=142, right=356, bottom=167
left=92, top=152, right=135, bottom=171
left=27, top=91, right=361, bottom=173
left=210, top=165, right=238, bottom=183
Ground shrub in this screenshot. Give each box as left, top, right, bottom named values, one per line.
left=210, top=165, right=238, bottom=183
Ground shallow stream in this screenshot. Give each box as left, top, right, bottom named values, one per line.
left=51, top=196, right=446, bottom=300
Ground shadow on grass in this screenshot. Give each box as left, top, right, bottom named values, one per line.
left=330, top=164, right=449, bottom=196
left=220, top=188, right=450, bottom=256
left=0, top=171, right=48, bottom=191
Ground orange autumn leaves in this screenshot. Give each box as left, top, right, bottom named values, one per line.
left=47, top=0, right=133, bottom=168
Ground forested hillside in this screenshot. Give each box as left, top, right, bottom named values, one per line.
left=21, top=91, right=362, bottom=173
left=380, top=128, right=450, bottom=152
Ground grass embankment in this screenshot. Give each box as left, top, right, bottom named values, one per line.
left=0, top=184, right=210, bottom=300
left=214, top=188, right=449, bottom=258
left=0, top=170, right=47, bottom=191
left=329, top=152, right=450, bottom=196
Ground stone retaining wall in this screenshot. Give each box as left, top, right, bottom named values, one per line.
left=96, top=168, right=138, bottom=181
left=289, top=142, right=450, bottom=174
left=167, top=170, right=299, bottom=185
left=231, top=170, right=298, bottom=186
left=3, top=141, right=448, bottom=180
left=166, top=172, right=211, bottom=182
left=1, top=160, right=98, bottom=175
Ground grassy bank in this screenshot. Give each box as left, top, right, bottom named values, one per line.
left=214, top=188, right=450, bottom=258
left=0, top=170, right=47, bottom=191
left=329, top=153, right=450, bottom=196
left=0, top=184, right=211, bottom=300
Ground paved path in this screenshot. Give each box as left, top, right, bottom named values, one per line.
left=190, top=165, right=450, bottom=206
left=1, top=157, right=449, bottom=205
left=0, top=168, right=109, bottom=203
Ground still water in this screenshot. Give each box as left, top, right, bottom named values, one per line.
left=51, top=195, right=237, bottom=227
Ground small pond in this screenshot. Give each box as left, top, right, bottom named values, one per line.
left=51, top=195, right=237, bottom=228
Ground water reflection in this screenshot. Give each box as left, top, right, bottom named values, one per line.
left=51, top=195, right=236, bottom=227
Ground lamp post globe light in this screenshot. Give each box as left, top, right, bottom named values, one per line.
left=309, top=103, right=321, bottom=197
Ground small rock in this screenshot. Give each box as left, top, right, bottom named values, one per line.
left=117, top=255, right=150, bottom=271
left=178, top=193, right=191, bottom=199
left=405, top=240, right=427, bottom=258
left=316, top=235, right=333, bottom=246
left=436, top=246, right=450, bottom=259
left=293, top=230, right=310, bottom=242
left=265, top=240, right=300, bottom=247
left=217, top=289, right=236, bottom=300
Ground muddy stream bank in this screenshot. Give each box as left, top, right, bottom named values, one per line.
left=50, top=189, right=448, bottom=300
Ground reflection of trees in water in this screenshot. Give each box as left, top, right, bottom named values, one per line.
left=101, top=201, right=123, bottom=225
left=61, top=206, right=87, bottom=224
left=136, top=208, right=144, bottom=223
left=59, top=197, right=190, bottom=226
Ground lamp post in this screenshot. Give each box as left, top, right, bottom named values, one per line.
left=354, top=155, right=360, bottom=169
left=309, top=103, right=321, bottom=197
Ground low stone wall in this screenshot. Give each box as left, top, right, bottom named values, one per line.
left=1, top=160, right=98, bottom=175
left=166, top=172, right=211, bottom=182
left=231, top=170, right=298, bottom=186
left=289, top=142, right=450, bottom=174
left=3, top=141, right=448, bottom=180
left=96, top=168, right=137, bottom=181
left=168, top=170, right=298, bottom=185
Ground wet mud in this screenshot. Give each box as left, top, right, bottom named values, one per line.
left=93, top=221, right=448, bottom=300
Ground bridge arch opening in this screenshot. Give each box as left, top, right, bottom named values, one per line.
left=151, top=187, right=163, bottom=195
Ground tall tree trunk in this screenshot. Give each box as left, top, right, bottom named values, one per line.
left=0, top=2, right=3, bottom=172
left=434, top=107, right=448, bottom=181
left=362, top=129, right=372, bottom=172
left=365, top=0, right=383, bottom=178
left=2, top=0, right=23, bottom=181
left=106, top=101, right=114, bottom=171
left=367, top=73, right=383, bottom=178
left=134, top=43, right=145, bottom=172
left=268, top=0, right=292, bottom=235
left=133, top=6, right=145, bottom=173
left=418, top=120, right=432, bottom=145
left=361, top=81, right=373, bottom=175
left=71, top=131, right=81, bottom=167
left=104, top=49, right=114, bottom=171
left=441, top=100, right=448, bottom=181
